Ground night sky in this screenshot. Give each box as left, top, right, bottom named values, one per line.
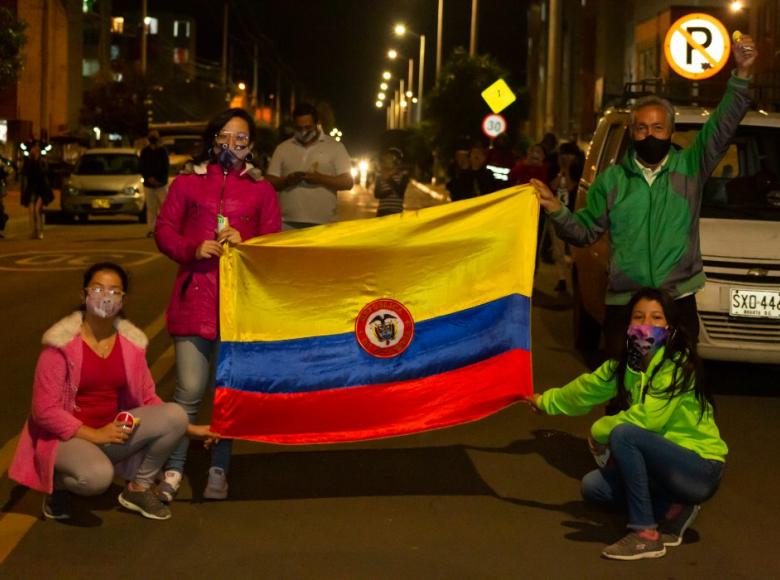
left=118, top=1, right=529, bottom=155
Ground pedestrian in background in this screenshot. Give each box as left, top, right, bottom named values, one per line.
left=0, top=157, right=11, bottom=238
left=20, top=140, right=54, bottom=240
left=373, top=147, right=409, bottom=217
left=8, top=262, right=194, bottom=521
left=139, top=130, right=169, bottom=237
left=545, top=141, right=584, bottom=293
left=266, top=103, right=353, bottom=229
left=527, top=288, right=726, bottom=560
left=155, top=108, right=281, bottom=502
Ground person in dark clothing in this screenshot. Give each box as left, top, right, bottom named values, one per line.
left=21, top=140, right=54, bottom=240
left=374, top=147, right=409, bottom=217
left=139, top=131, right=170, bottom=237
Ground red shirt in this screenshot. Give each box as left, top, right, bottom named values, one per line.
left=74, top=338, right=127, bottom=428
left=509, top=161, right=548, bottom=185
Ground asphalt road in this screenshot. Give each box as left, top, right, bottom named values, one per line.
left=0, top=182, right=778, bottom=579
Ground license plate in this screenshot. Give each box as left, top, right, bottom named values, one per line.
left=729, top=288, right=780, bottom=319
left=91, top=199, right=111, bottom=209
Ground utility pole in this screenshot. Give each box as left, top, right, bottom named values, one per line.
left=141, top=0, right=148, bottom=75
left=436, top=0, right=443, bottom=78
left=221, top=0, right=228, bottom=85
left=544, top=0, right=561, bottom=133
left=407, top=58, right=414, bottom=126
left=469, top=0, right=478, bottom=56
left=252, top=42, right=259, bottom=108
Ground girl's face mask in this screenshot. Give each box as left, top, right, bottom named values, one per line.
left=627, top=324, right=669, bottom=371
left=85, top=291, right=123, bottom=319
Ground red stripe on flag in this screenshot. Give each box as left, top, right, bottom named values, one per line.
left=211, top=349, right=532, bottom=444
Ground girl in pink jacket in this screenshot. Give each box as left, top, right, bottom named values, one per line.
left=10, top=263, right=189, bottom=521
left=154, top=108, right=281, bottom=502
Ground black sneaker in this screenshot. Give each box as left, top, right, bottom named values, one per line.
left=118, top=486, right=172, bottom=520
left=42, top=490, right=71, bottom=520
left=602, top=532, right=666, bottom=560
left=660, top=504, right=701, bottom=547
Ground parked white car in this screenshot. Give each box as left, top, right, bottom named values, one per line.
left=61, top=148, right=145, bottom=223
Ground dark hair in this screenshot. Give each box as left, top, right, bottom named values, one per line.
left=292, top=103, right=318, bottom=124
left=194, top=108, right=256, bottom=163
left=609, top=288, right=713, bottom=420
left=83, top=262, right=129, bottom=292
left=558, top=141, right=582, bottom=158
left=383, top=147, right=404, bottom=161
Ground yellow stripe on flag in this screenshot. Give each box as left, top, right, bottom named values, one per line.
left=220, top=185, right=538, bottom=342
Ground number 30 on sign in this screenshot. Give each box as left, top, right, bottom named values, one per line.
left=482, top=114, right=507, bottom=139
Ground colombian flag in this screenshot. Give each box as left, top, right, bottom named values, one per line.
left=212, top=185, right=538, bottom=444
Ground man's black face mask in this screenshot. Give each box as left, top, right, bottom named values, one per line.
left=633, top=135, right=672, bottom=166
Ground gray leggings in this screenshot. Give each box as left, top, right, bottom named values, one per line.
left=54, top=403, right=187, bottom=496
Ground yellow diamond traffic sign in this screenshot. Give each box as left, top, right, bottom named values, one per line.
left=481, top=79, right=516, bottom=114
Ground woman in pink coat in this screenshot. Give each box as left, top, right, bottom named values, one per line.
left=10, top=262, right=189, bottom=521
left=154, top=108, right=281, bottom=502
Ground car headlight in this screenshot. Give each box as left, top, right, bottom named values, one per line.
left=121, top=185, right=140, bottom=195
left=65, top=185, right=80, bottom=196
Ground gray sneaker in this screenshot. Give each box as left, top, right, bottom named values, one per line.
left=602, top=532, right=666, bottom=560
left=42, top=490, right=71, bottom=520
left=118, top=486, right=172, bottom=520
left=660, top=504, right=701, bottom=547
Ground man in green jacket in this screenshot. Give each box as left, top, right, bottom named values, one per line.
left=532, top=35, right=758, bottom=356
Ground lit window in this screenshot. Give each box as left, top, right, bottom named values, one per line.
left=112, top=72, right=123, bottom=82
left=110, top=45, right=120, bottom=60
left=144, top=17, right=158, bottom=35
left=82, top=58, right=100, bottom=77
left=173, top=20, right=191, bottom=38
left=111, top=17, right=124, bottom=34
left=173, top=48, right=189, bottom=64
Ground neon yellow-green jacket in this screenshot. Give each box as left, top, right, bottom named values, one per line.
left=538, top=348, right=727, bottom=462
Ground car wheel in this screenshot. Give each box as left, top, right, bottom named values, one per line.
left=572, top=269, right=601, bottom=352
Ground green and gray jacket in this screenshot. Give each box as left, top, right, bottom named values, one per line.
left=550, top=73, right=750, bottom=305
left=538, top=348, right=727, bottom=462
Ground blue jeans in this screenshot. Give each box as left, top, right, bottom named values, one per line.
left=580, top=423, right=724, bottom=530
left=165, top=336, right=232, bottom=474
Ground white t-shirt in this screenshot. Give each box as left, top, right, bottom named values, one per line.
left=267, top=131, right=352, bottom=225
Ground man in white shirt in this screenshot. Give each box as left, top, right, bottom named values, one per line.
left=266, top=103, right=353, bottom=229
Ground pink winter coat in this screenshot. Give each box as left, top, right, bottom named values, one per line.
left=9, top=312, right=162, bottom=494
left=155, top=161, right=281, bottom=340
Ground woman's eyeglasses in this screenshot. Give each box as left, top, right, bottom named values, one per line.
left=215, top=132, right=250, bottom=147
left=85, top=286, right=125, bottom=297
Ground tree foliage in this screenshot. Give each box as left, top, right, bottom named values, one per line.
left=425, top=48, right=528, bottom=158
left=0, top=7, right=27, bottom=91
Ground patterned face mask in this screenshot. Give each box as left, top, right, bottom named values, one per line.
left=85, top=292, right=123, bottom=319
left=626, top=324, right=669, bottom=371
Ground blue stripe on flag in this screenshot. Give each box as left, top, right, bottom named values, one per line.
left=217, top=293, right=530, bottom=394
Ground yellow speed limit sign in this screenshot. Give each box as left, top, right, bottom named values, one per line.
left=664, top=13, right=731, bottom=80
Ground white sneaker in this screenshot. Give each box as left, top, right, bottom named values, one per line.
left=157, top=470, right=182, bottom=503
left=203, top=467, right=228, bottom=500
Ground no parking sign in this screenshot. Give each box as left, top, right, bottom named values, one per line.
left=664, top=13, right=731, bottom=80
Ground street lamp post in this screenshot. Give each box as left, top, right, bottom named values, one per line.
left=394, top=24, right=425, bottom=124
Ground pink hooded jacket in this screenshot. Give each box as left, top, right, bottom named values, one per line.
left=155, top=162, right=281, bottom=340
left=9, top=312, right=162, bottom=494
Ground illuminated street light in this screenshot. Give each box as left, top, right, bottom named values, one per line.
left=400, top=100, right=407, bottom=109
left=394, top=23, right=406, bottom=37
left=380, top=82, right=388, bottom=90
left=729, top=0, right=744, bottom=11
left=378, top=92, right=386, bottom=100
left=412, top=97, right=418, bottom=103
left=387, top=49, right=398, bottom=60
left=392, top=23, right=425, bottom=124
left=375, top=100, right=384, bottom=108
left=405, top=90, right=413, bottom=98
left=382, top=71, right=392, bottom=80
left=237, top=82, right=246, bottom=90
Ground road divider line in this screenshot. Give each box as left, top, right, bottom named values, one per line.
left=410, top=179, right=449, bottom=202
